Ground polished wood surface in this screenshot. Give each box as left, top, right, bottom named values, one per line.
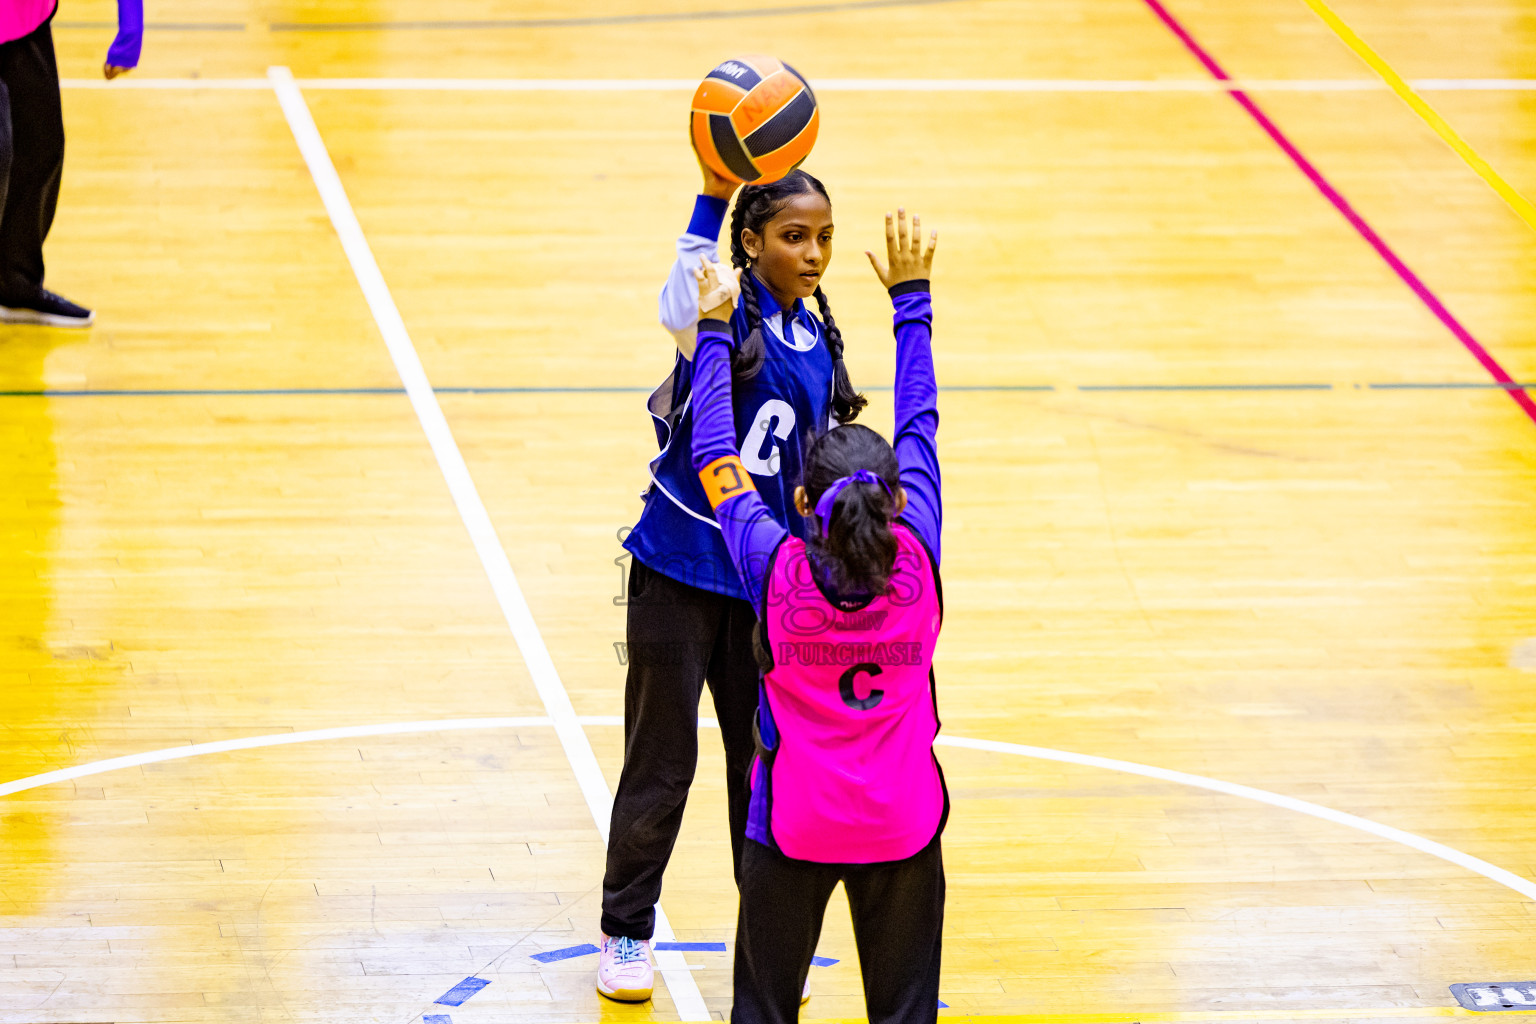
left=4, top=1, right=1536, bottom=1021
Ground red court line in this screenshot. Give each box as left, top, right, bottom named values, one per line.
left=1140, top=0, right=1536, bottom=428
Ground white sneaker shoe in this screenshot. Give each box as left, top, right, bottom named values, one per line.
left=596, top=934, right=653, bottom=1002
left=802, top=975, right=811, bottom=1004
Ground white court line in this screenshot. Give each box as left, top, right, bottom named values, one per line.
left=0, top=717, right=557, bottom=798
left=264, top=65, right=709, bottom=1020
left=5, top=715, right=1534, bottom=906
left=1409, top=78, right=1536, bottom=91
left=935, top=735, right=1536, bottom=903
left=58, top=76, right=1536, bottom=92
left=295, top=77, right=1242, bottom=91
left=59, top=76, right=272, bottom=88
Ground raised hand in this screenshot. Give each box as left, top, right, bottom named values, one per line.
left=691, top=131, right=741, bottom=201
left=694, top=260, right=742, bottom=321
left=865, top=208, right=937, bottom=289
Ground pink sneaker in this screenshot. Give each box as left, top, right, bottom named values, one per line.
left=596, top=934, right=653, bottom=1002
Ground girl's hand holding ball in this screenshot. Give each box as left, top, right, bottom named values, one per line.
left=692, top=133, right=741, bottom=202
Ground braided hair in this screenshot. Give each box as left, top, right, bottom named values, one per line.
left=727, top=170, right=867, bottom=423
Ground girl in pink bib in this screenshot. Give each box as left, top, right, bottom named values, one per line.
left=0, top=0, right=142, bottom=327
left=691, top=209, right=944, bottom=1024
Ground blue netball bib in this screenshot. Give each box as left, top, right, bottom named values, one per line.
left=625, top=278, right=834, bottom=600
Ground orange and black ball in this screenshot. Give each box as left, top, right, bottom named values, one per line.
left=691, top=56, right=820, bottom=185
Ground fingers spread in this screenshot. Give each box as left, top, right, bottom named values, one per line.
left=911, top=213, right=922, bottom=255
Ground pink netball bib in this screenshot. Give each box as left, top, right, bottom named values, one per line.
left=758, top=524, right=944, bottom=863
left=0, top=1, right=56, bottom=44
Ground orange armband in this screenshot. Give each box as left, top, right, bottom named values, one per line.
left=699, top=454, right=756, bottom=509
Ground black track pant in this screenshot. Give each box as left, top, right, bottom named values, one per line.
left=732, top=837, right=945, bottom=1024
left=600, top=556, right=761, bottom=940
left=0, top=14, right=64, bottom=296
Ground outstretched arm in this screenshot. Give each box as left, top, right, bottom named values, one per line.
left=690, top=264, right=787, bottom=611
left=104, top=0, right=143, bottom=78
left=867, top=209, right=941, bottom=563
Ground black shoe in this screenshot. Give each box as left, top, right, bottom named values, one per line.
left=0, top=287, right=95, bottom=328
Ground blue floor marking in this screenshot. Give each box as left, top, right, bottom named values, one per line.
left=945, top=384, right=1054, bottom=392
left=434, top=977, right=491, bottom=1006
left=424, top=1017, right=452, bottom=1024
left=810, top=955, right=839, bottom=967
left=938, top=999, right=949, bottom=1008
left=529, top=943, right=600, bottom=963
left=56, top=20, right=246, bottom=29
left=654, top=941, right=727, bottom=952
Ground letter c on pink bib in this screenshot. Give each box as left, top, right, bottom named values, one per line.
left=838, top=662, right=884, bottom=711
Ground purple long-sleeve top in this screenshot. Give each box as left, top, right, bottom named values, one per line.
left=107, top=0, right=144, bottom=68
left=691, top=280, right=940, bottom=612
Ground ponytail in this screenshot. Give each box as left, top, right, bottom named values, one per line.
left=802, top=425, right=901, bottom=596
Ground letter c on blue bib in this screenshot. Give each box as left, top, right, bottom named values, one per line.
left=838, top=662, right=884, bottom=711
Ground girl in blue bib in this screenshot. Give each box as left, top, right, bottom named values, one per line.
left=597, top=150, right=867, bottom=1003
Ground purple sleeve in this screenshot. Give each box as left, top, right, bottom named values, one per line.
left=889, top=282, right=941, bottom=563
left=107, top=0, right=143, bottom=68
left=692, top=327, right=789, bottom=611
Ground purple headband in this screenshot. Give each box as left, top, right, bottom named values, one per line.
left=813, top=469, right=892, bottom=528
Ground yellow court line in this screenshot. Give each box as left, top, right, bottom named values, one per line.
left=1296, top=0, right=1536, bottom=234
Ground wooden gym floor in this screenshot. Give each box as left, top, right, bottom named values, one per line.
left=3, top=1, right=1536, bottom=1021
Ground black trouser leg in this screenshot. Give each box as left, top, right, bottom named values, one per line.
left=705, top=595, right=763, bottom=885
left=0, top=79, right=12, bottom=235
left=731, top=839, right=840, bottom=1024
left=0, top=17, right=63, bottom=295
left=601, top=558, right=720, bottom=939
left=845, top=838, right=946, bottom=1024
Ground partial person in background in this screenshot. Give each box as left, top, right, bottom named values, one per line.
left=0, top=0, right=141, bottom=327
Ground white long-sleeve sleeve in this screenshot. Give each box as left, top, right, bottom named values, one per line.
left=660, top=195, right=730, bottom=359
